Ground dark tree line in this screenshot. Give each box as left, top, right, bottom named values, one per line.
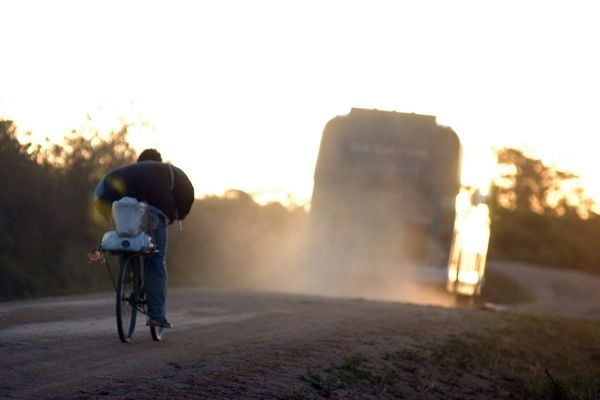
left=2, top=117, right=599, bottom=301
left=0, top=120, right=137, bottom=299
left=0, top=119, right=307, bottom=300
left=488, top=148, right=600, bottom=273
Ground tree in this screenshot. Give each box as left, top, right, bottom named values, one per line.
left=0, top=119, right=137, bottom=299
left=488, top=147, right=600, bottom=273
left=492, top=148, right=595, bottom=217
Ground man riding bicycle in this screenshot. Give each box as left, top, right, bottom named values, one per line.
left=93, top=149, right=194, bottom=329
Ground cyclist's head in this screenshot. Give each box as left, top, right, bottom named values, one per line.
left=137, top=148, right=162, bottom=162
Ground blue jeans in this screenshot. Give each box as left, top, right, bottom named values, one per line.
left=144, top=210, right=168, bottom=321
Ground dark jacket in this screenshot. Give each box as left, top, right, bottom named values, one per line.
left=94, top=161, right=194, bottom=223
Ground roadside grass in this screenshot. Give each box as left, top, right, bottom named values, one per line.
left=295, top=355, right=400, bottom=399
left=286, top=313, right=600, bottom=399
left=488, top=313, right=600, bottom=399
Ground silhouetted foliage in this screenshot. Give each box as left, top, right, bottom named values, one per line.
left=0, top=120, right=308, bottom=300
left=492, top=148, right=595, bottom=217
left=489, top=148, right=600, bottom=273
left=0, top=120, right=136, bottom=299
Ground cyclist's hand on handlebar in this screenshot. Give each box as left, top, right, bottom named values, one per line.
left=88, top=249, right=103, bottom=263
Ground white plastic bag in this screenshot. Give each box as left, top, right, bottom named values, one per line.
left=112, top=197, right=146, bottom=236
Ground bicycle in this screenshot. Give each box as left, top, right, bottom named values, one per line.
left=89, top=197, right=164, bottom=343
left=114, top=250, right=164, bottom=342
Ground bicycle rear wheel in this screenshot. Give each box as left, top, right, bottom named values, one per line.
left=116, top=255, right=139, bottom=343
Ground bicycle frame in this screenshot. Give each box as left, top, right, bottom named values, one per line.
left=90, top=198, right=163, bottom=342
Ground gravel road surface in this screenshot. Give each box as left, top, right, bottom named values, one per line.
left=2, top=261, right=599, bottom=399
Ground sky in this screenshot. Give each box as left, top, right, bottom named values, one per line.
left=1, top=1, right=599, bottom=206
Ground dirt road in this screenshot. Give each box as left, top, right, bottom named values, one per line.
left=489, top=261, right=600, bottom=319
left=1, top=262, right=599, bottom=399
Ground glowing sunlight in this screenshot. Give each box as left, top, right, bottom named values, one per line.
left=1, top=1, right=599, bottom=207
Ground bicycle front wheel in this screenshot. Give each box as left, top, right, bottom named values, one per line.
left=116, top=255, right=139, bottom=343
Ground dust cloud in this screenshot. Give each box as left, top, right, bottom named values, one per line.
left=169, top=193, right=455, bottom=309
left=229, top=227, right=455, bottom=309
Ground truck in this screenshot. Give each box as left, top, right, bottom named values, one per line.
left=307, top=108, right=490, bottom=298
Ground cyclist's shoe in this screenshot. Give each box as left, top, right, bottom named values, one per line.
left=146, top=318, right=173, bottom=329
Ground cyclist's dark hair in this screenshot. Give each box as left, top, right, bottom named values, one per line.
left=137, top=148, right=162, bottom=162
